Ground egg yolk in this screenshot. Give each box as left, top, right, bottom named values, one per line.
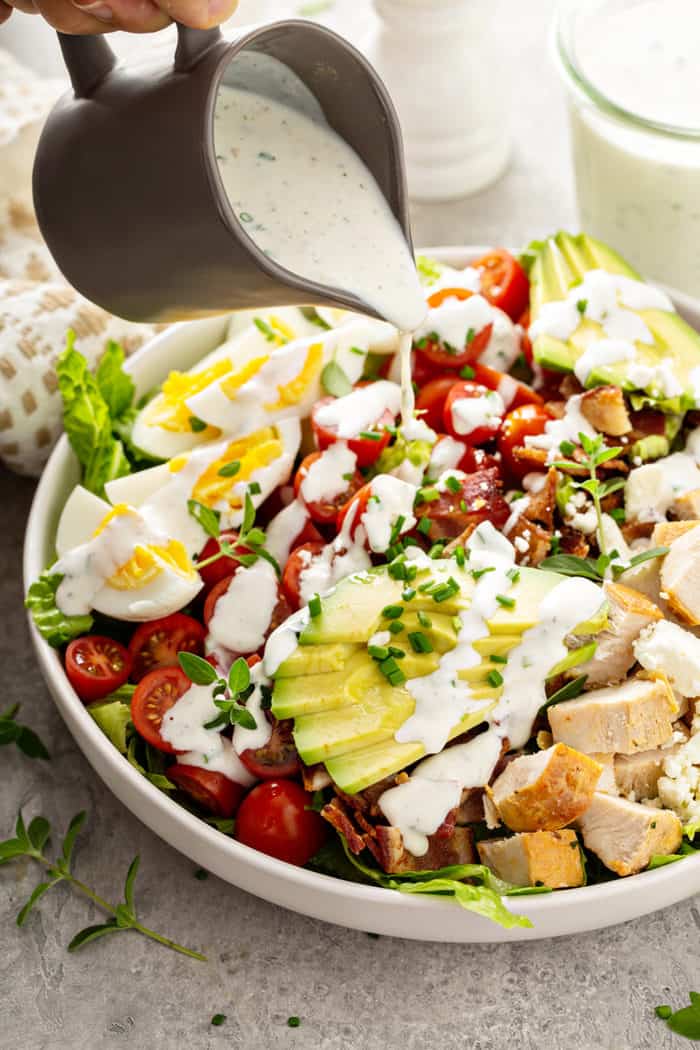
left=144, top=359, right=232, bottom=434
left=93, top=505, right=195, bottom=590
left=187, top=428, right=283, bottom=509
left=264, top=342, right=323, bottom=411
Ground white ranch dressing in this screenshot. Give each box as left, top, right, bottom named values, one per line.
left=299, top=442, right=357, bottom=505
left=207, top=559, right=279, bottom=654
left=449, top=389, right=505, bottom=437
left=313, top=380, right=402, bottom=438
left=360, top=473, right=417, bottom=553
left=429, top=436, right=467, bottom=476
left=213, top=56, right=426, bottom=334
left=525, top=393, right=597, bottom=462
left=232, top=660, right=274, bottom=755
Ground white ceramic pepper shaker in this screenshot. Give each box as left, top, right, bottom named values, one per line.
left=363, top=0, right=511, bottom=201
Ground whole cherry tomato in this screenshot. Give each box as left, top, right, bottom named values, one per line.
left=235, top=780, right=327, bottom=866
left=497, top=404, right=552, bottom=480
left=473, top=249, right=530, bottom=321
left=443, top=380, right=506, bottom=444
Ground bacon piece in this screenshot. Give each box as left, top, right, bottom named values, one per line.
left=423, top=467, right=510, bottom=540
left=523, top=467, right=557, bottom=530
left=580, top=386, right=631, bottom=436
left=508, top=516, right=552, bottom=566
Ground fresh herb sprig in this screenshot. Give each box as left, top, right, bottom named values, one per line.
left=553, top=432, right=624, bottom=559
left=0, top=704, right=49, bottom=760
left=541, top=432, right=668, bottom=581
left=188, top=491, right=280, bottom=576
left=1, top=812, right=205, bottom=960
left=654, top=992, right=700, bottom=1041
left=178, top=653, right=257, bottom=731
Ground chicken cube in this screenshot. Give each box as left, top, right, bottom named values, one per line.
left=590, top=753, right=618, bottom=795
left=653, top=520, right=700, bottom=546
left=478, top=829, right=585, bottom=888
left=549, top=674, right=677, bottom=755
left=672, top=489, right=700, bottom=520
left=634, top=619, right=700, bottom=697
left=661, top=525, right=700, bottom=625
left=614, top=727, right=689, bottom=802
left=577, top=793, right=682, bottom=876
left=580, top=385, right=631, bottom=436
left=488, top=743, right=602, bottom=832
left=573, top=582, right=662, bottom=687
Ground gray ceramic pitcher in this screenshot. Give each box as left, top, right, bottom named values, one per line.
left=32, top=20, right=412, bottom=323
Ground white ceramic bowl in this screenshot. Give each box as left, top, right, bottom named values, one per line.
left=24, top=247, right=700, bottom=942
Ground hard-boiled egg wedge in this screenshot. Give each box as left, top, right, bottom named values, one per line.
left=54, top=487, right=202, bottom=622
left=187, top=316, right=399, bottom=438
left=130, top=307, right=319, bottom=460
left=105, top=419, right=301, bottom=553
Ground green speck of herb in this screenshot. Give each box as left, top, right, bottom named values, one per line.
left=189, top=416, right=207, bottom=433
left=445, top=475, right=461, bottom=494
left=459, top=364, right=475, bottom=379
left=466, top=327, right=476, bottom=344
left=382, top=604, right=403, bottom=620
left=287, top=1016, right=301, bottom=1029
left=308, top=594, right=322, bottom=619
left=408, top=631, right=433, bottom=654
left=368, top=644, right=390, bottom=661
left=496, top=594, right=515, bottom=608
left=388, top=620, right=404, bottom=635
left=194, top=868, right=208, bottom=881
left=490, top=654, right=508, bottom=664
left=239, top=212, right=254, bottom=223
left=417, top=610, right=432, bottom=629
left=258, top=151, right=276, bottom=161
left=417, top=516, right=432, bottom=536
left=248, top=481, right=261, bottom=496
left=416, top=487, right=440, bottom=504
left=359, top=430, right=382, bottom=441
left=402, top=587, right=416, bottom=602
left=655, top=1005, right=672, bottom=1020
left=211, top=1014, right=226, bottom=1027
left=576, top=299, right=588, bottom=316
left=217, top=460, right=240, bottom=478
left=487, top=669, right=504, bottom=688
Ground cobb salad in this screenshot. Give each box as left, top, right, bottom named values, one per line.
left=27, top=235, right=700, bottom=930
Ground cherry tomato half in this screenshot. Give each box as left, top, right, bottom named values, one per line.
left=239, top=718, right=301, bottom=779
left=130, top=666, right=190, bottom=753
left=311, top=394, right=394, bottom=468
left=128, top=612, right=206, bottom=683
left=204, top=574, right=292, bottom=650
left=65, top=635, right=132, bottom=703
left=235, top=779, right=327, bottom=866
left=168, top=765, right=245, bottom=818
left=415, top=376, right=460, bottom=432
left=473, top=249, right=530, bottom=321
left=415, top=298, right=494, bottom=371
left=293, top=451, right=364, bottom=524
left=419, top=467, right=510, bottom=540
left=443, top=380, right=506, bottom=444
left=281, top=541, right=326, bottom=610
left=336, top=483, right=372, bottom=539
left=196, top=530, right=250, bottom=591
left=497, top=404, right=552, bottom=481
left=471, top=363, right=543, bottom=410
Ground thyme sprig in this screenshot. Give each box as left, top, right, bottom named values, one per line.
left=177, top=652, right=256, bottom=731
left=188, top=491, right=280, bottom=576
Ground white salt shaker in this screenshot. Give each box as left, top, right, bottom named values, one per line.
left=363, top=0, right=510, bottom=201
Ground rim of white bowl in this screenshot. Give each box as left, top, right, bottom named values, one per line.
left=22, top=245, right=700, bottom=933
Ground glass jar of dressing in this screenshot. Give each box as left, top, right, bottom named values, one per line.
left=554, top=0, right=700, bottom=296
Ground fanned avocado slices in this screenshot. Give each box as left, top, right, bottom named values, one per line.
left=525, top=231, right=700, bottom=411
left=271, top=562, right=607, bottom=794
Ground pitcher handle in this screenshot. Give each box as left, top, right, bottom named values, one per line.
left=174, top=24, right=223, bottom=72
left=58, top=33, right=116, bottom=98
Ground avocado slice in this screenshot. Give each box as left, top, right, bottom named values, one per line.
left=528, top=232, right=700, bottom=408
left=271, top=558, right=607, bottom=794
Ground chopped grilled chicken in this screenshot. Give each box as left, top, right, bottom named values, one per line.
left=661, top=525, right=700, bottom=625
left=671, top=489, right=700, bottom=520
left=614, top=725, right=689, bottom=801
left=580, top=385, right=632, bottom=436
left=573, top=582, right=663, bottom=687
left=577, top=793, right=682, bottom=876
left=487, top=744, right=602, bottom=832
left=478, top=829, right=585, bottom=888
left=549, top=674, right=677, bottom=755
left=652, top=520, right=700, bottom=546
left=634, top=619, right=700, bottom=698
left=590, top=753, right=618, bottom=795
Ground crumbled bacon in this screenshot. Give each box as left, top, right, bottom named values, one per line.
left=508, top=516, right=552, bottom=566
left=557, top=527, right=590, bottom=558
left=523, top=467, right=557, bottom=530
left=422, top=467, right=509, bottom=540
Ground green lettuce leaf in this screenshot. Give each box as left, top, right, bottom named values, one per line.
left=87, top=689, right=134, bottom=753
left=56, top=334, right=134, bottom=496
left=25, top=572, right=93, bottom=647
left=340, top=841, right=532, bottom=930
left=95, top=341, right=135, bottom=420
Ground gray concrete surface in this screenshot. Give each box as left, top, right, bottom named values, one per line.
left=2, top=2, right=699, bottom=1047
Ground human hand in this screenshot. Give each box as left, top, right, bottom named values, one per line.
left=0, top=0, right=237, bottom=35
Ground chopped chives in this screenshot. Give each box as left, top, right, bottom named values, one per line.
left=496, top=594, right=516, bottom=608
left=189, top=416, right=207, bottom=433
left=390, top=515, right=406, bottom=542
left=451, top=616, right=462, bottom=633
left=381, top=604, right=403, bottom=619
left=432, top=577, right=460, bottom=603
left=388, top=620, right=404, bottom=635
left=388, top=560, right=407, bottom=580
left=287, top=1017, right=301, bottom=1028
left=211, top=1014, right=226, bottom=1027
left=417, top=580, right=436, bottom=593
left=445, top=475, right=461, bottom=494
left=471, top=566, right=495, bottom=580
left=349, top=346, right=366, bottom=355
left=308, top=593, right=322, bottom=618
left=459, top=499, right=469, bottom=513
left=459, top=364, right=475, bottom=379
left=466, top=327, right=476, bottom=344
left=401, top=587, right=416, bottom=602
left=404, top=564, right=418, bottom=581
left=487, top=669, right=504, bottom=687
left=217, top=460, right=240, bottom=478
left=417, top=610, right=432, bottom=629
left=408, top=631, right=433, bottom=654
left=490, top=654, right=508, bottom=664
left=417, top=516, right=433, bottom=536
left=507, top=568, right=521, bottom=583
left=379, top=656, right=406, bottom=685
left=388, top=646, right=405, bottom=659
left=359, top=430, right=382, bottom=441
left=368, top=645, right=390, bottom=661
left=454, top=545, right=466, bottom=567
left=416, top=487, right=440, bottom=504
left=248, top=481, right=261, bottom=495
left=428, top=543, right=446, bottom=560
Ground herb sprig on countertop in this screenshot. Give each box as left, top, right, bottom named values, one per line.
left=1, top=811, right=205, bottom=960
left=655, top=992, right=700, bottom=1041
left=0, top=704, right=49, bottom=760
